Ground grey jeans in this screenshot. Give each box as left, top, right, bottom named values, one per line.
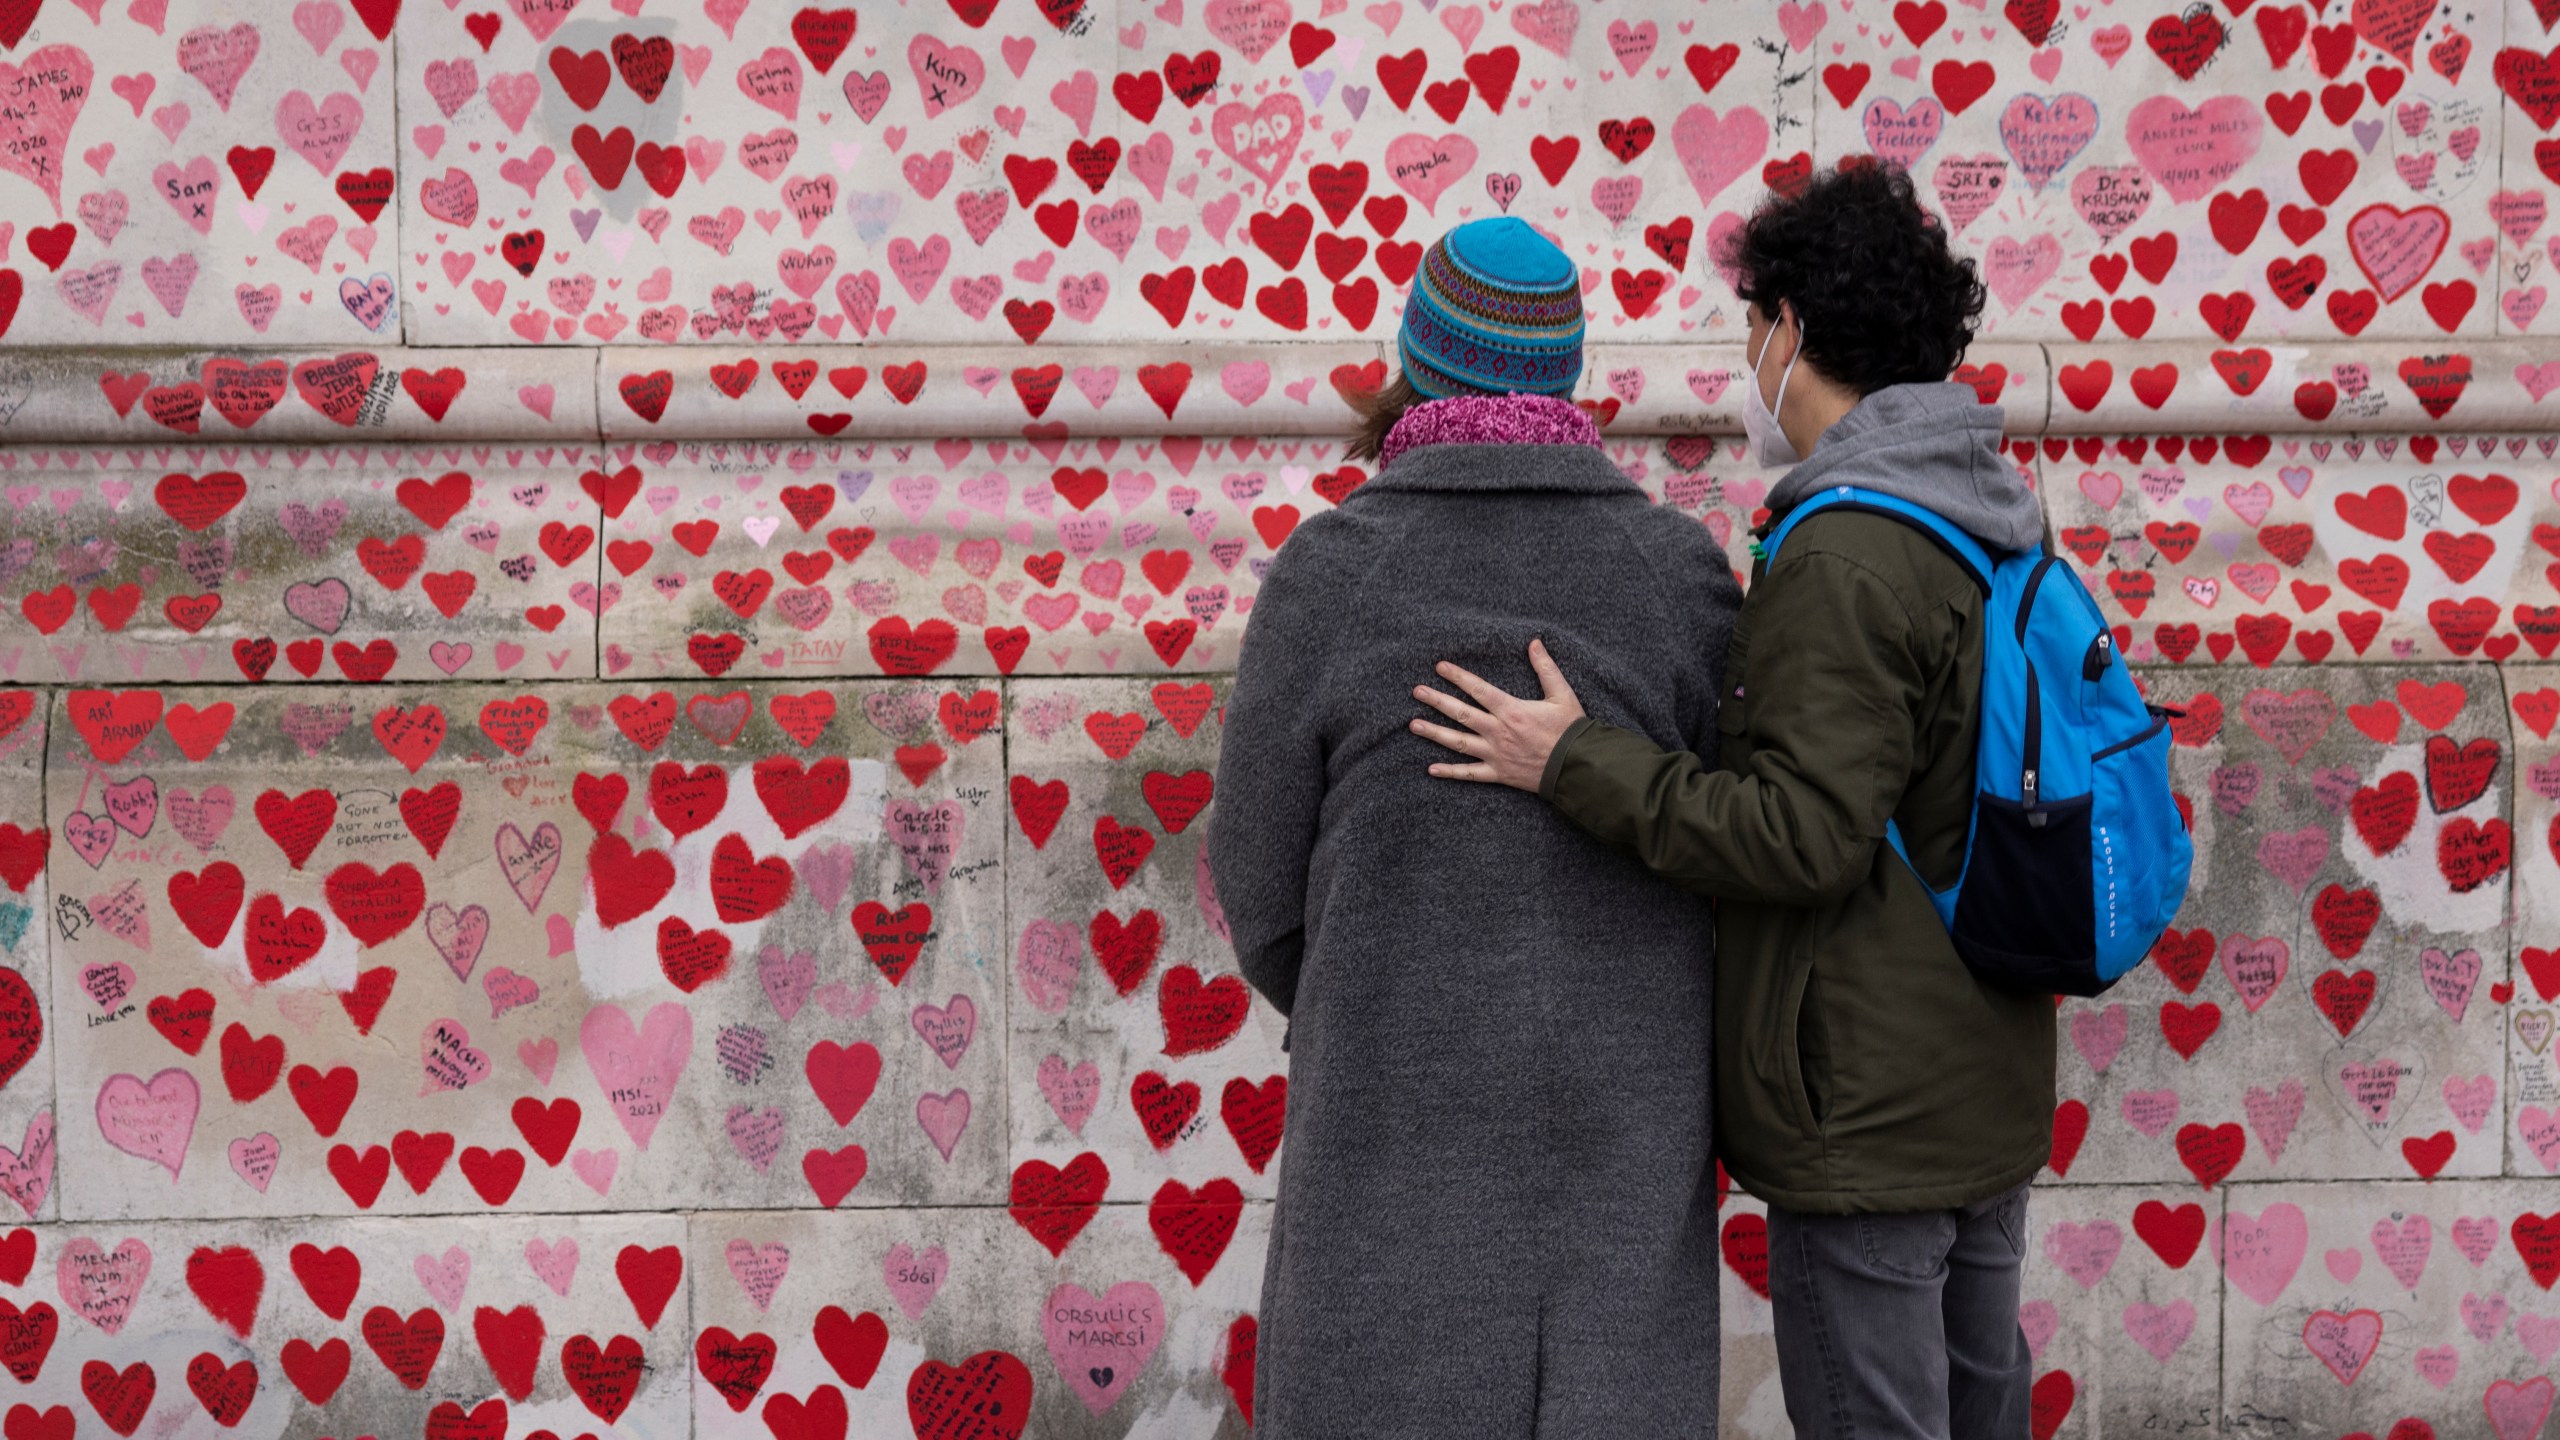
left=1763, top=1181, right=2033, bottom=1440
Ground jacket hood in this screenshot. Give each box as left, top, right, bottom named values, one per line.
left=1762, top=381, right=2045, bottom=554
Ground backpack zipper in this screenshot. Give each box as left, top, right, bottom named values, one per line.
left=2018, top=558, right=2057, bottom=819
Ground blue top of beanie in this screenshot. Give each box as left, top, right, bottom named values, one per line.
left=1441, top=216, right=1575, bottom=290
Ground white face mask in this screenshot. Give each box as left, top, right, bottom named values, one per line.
left=1742, top=308, right=1804, bottom=468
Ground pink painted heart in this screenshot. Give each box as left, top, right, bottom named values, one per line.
left=274, top=89, right=365, bottom=174
left=725, top=1239, right=790, bottom=1310
left=495, top=820, right=562, bottom=913
left=2221, top=1202, right=2307, bottom=1305
left=2244, top=1078, right=2305, bottom=1161
left=2301, top=1308, right=2382, bottom=1384
left=413, top=1246, right=470, bottom=1310
left=580, top=1002, right=691, bottom=1150
left=0, top=1112, right=51, bottom=1218
left=725, top=1104, right=785, bottom=1174
left=1213, top=92, right=1309, bottom=191
left=1202, top=0, right=1291, bottom=61
left=2124, top=95, right=2263, bottom=205
left=2070, top=165, right=2153, bottom=245
left=424, top=902, right=490, bottom=982
left=884, top=1242, right=948, bottom=1319
left=2487, top=1378, right=2558, bottom=1440
left=421, top=1019, right=493, bottom=1095
left=2220, top=935, right=2291, bottom=1013
left=2067, top=1004, right=2125, bottom=1074
left=1983, top=233, right=2061, bottom=311
left=1037, top=1053, right=1099, bottom=1135
left=226, top=1131, right=279, bottom=1192
left=758, top=947, right=815, bottom=1022
left=57, top=1236, right=151, bottom=1333
left=1043, top=1279, right=1166, bottom=1414
left=2122, top=1300, right=2194, bottom=1363
left=2372, top=1215, right=2432, bottom=1290
left=167, top=785, right=234, bottom=852
left=2254, top=827, right=2330, bottom=892
left=917, top=1089, right=970, bottom=1161
left=525, top=1236, right=578, bottom=1296
left=2019, top=1299, right=2059, bottom=1359
left=94, top=1067, right=197, bottom=1178
left=175, top=23, right=258, bottom=111
left=907, top=35, right=984, bottom=119
left=151, top=157, right=220, bottom=235
left=910, top=994, right=976, bottom=1070
left=489, top=968, right=540, bottom=1018
left=82, top=960, right=135, bottom=1010
left=2043, top=1220, right=2122, bottom=1288
left=1674, top=103, right=1768, bottom=207
left=1016, top=919, right=1082, bottom=1014
left=0, top=46, right=85, bottom=212
left=505, top=0, right=581, bottom=40
left=1997, top=93, right=2097, bottom=193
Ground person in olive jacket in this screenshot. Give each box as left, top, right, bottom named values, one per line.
left=1409, top=161, right=2058, bottom=1440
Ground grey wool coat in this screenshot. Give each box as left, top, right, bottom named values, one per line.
left=1205, top=440, right=1744, bottom=1438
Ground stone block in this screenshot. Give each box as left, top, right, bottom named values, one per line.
left=2057, top=664, right=2510, bottom=1186
left=1005, top=677, right=1286, bottom=1202
left=4, top=1212, right=688, bottom=1437
left=688, top=1202, right=1264, bottom=1436
left=1813, top=0, right=2512, bottom=343
left=0, top=695, right=45, bottom=1224
left=2217, top=1179, right=2560, bottom=1436
left=2047, top=433, right=2560, bottom=666
left=2506, top=665, right=2560, bottom=1175
left=0, top=448, right=602, bottom=684
left=594, top=437, right=1305, bottom=679
left=51, top=680, right=1008, bottom=1218
left=0, top=3, right=406, bottom=345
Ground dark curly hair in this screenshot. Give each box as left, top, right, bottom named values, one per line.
left=1721, top=159, right=1986, bottom=394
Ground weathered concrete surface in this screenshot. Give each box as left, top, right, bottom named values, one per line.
left=594, top=438, right=1315, bottom=678
left=2508, top=665, right=2560, bottom=1180
left=0, top=447, right=603, bottom=684
left=2062, top=664, right=2511, bottom=1188
left=688, top=1203, right=1263, bottom=1436
left=49, top=681, right=1008, bottom=1218
left=2217, top=1180, right=2560, bottom=1439
left=1815, top=6, right=2518, bottom=345
left=1005, top=677, right=1285, bottom=1204
left=0, top=3, right=406, bottom=347
left=0, top=1213, right=690, bottom=1438
left=2048, top=433, right=2560, bottom=667
left=385, top=0, right=1795, bottom=348
left=0, top=695, right=47, bottom=1225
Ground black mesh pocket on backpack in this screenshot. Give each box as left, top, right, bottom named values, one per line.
left=1949, top=791, right=2102, bottom=995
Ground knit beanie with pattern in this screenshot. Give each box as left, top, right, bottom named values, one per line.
left=1395, top=216, right=1587, bottom=399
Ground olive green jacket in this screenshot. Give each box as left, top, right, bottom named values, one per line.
left=1540, top=384, right=2057, bottom=1213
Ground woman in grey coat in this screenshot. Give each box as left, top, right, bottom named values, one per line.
left=1205, top=216, right=1743, bottom=1436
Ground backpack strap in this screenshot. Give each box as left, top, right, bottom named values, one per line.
left=1763, top=484, right=1990, bottom=924
left=1763, top=485, right=1997, bottom=594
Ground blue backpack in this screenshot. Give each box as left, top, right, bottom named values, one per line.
left=1763, top=485, right=2195, bottom=997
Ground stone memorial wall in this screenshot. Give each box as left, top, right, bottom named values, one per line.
left=1, top=0, right=2559, bottom=1435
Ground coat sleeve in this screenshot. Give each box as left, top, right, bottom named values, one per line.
left=1203, top=526, right=1346, bottom=1017
left=1538, top=547, right=1931, bottom=906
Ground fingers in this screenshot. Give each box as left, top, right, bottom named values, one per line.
left=1410, top=683, right=1495, bottom=729
left=1433, top=660, right=1511, bottom=709
left=1526, top=637, right=1574, bottom=702
left=1408, top=717, right=1487, bottom=757
left=1427, top=760, right=1503, bottom=783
